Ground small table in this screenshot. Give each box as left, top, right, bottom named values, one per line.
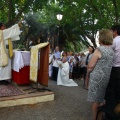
left=12, top=51, right=30, bottom=85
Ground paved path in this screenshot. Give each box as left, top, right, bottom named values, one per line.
left=0, top=79, right=92, bottom=120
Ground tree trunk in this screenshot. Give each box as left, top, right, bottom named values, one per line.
left=91, top=38, right=97, bottom=48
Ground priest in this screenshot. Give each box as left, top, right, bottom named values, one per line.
left=0, top=22, right=21, bottom=84
left=57, top=56, right=78, bottom=86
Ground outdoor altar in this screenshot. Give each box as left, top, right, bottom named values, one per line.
left=0, top=43, right=54, bottom=108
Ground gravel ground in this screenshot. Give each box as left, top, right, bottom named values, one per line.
left=0, top=79, right=92, bottom=120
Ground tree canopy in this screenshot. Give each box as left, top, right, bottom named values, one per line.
left=0, top=0, right=120, bottom=51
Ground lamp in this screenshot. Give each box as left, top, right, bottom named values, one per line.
left=56, top=14, right=63, bottom=46
left=56, top=14, right=63, bottom=21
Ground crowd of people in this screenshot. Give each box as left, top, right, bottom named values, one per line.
left=49, top=25, right=120, bottom=120
left=49, top=46, right=95, bottom=88
left=49, top=46, right=94, bottom=87
left=0, top=20, right=119, bottom=120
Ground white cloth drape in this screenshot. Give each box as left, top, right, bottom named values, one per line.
left=12, top=51, right=30, bottom=72
left=49, top=54, right=53, bottom=77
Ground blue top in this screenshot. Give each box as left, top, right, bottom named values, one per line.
left=54, top=51, right=61, bottom=59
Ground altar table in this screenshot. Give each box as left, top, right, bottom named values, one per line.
left=12, top=51, right=30, bottom=85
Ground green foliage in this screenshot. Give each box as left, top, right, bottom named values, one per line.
left=0, top=0, right=49, bottom=26
left=63, top=40, right=87, bottom=52
left=17, top=44, right=25, bottom=49
left=0, top=0, right=120, bottom=50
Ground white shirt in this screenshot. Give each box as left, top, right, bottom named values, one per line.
left=112, top=36, right=120, bottom=67
left=53, top=51, right=61, bottom=67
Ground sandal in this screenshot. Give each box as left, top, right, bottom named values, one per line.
left=83, top=86, right=88, bottom=90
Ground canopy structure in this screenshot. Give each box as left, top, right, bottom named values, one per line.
left=30, top=42, right=49, bottom=86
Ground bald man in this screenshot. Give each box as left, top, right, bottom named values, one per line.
left=57, top=57, right=78, bottom=86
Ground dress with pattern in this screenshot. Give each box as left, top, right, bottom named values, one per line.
left=87, top=46, right=114, bottom=103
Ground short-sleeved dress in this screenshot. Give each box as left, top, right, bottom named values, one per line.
left=87, top=46, right=114, bottom=103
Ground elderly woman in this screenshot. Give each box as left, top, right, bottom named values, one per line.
left=86, top=29, right=114, bottom=120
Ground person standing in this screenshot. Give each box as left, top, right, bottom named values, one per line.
left=52, top=46, right=61, bottom=81
left=84, top=46, right=94, bottom=89
left=68, top=52, right=74, bottom=79
left=79, top=53, right=86, bottom=80
left=105, top=25, right=120, bottom=112
left=0, top=22, right=21, bottom=84
left=72, top=53, right=79, bottom=79
left=86, top=29, right=114, bottom=120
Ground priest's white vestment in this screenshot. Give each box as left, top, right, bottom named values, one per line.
left=0, top=24, right=21, bottom=81
left=49, top=54, right=53, bottom=77
left=57, top=61, right=78, bottom=86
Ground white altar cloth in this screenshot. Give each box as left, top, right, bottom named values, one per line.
left=12, top=51, right=30, bottom=72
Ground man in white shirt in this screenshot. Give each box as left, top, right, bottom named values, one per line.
left=105, top=25, right=120, bottom=118
left=52, top=46, right=61, bottom=81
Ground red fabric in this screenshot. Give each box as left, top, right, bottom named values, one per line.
left=12, top=66, right=30, bottom=85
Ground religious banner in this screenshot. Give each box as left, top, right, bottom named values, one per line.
left=30, top=42, right=49, bottom=86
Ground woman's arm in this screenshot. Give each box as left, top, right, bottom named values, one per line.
left=86, top=49, right=101, bottom=77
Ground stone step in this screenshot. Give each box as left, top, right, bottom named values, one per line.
left=0, top=84, right=54, bottom=108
